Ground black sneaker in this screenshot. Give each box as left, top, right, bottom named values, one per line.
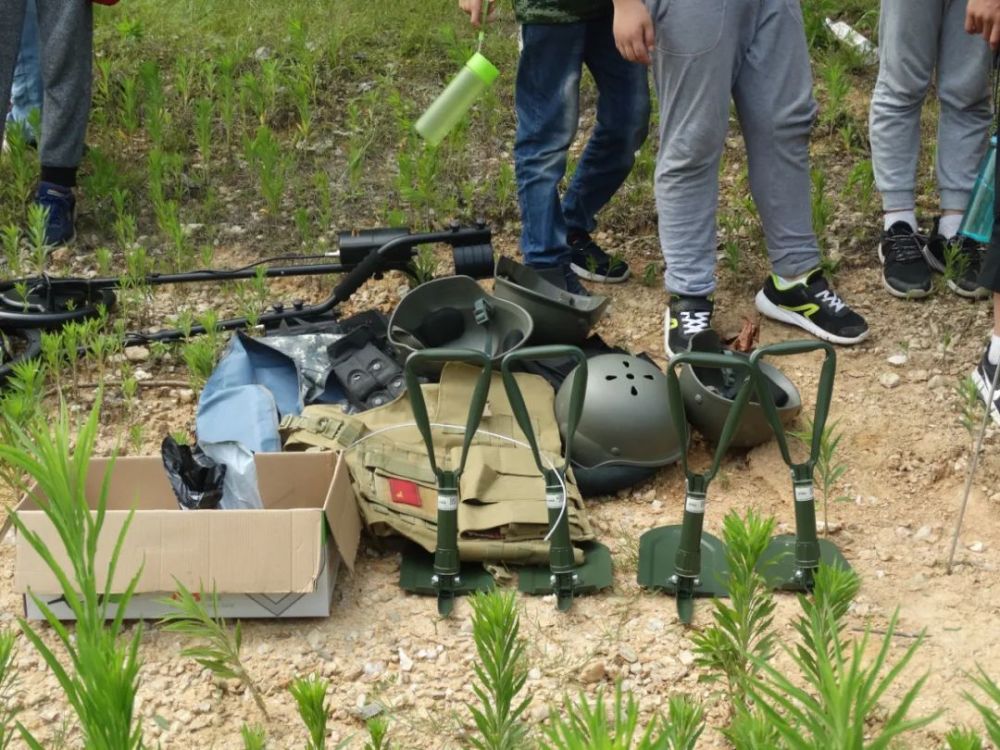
left=878, top=222, right=932, bottom=298
left=568, top=231, right=630, bottom=283
left=532, top=263, right=590, bottom=297
left=924, top=220, right=989, bottom=299
left=665, top=294, right=714, bottom=357
left=755, top=269, right=869, bottom=346
left=972, top=341, right=1000, bottom=425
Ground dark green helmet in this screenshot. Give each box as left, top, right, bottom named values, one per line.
left=679, top=331, right=801, bottom=448
left=556, top=354, right=684, bottom=469
left=493, top=257, right=609, bottom=345
left=388, top=276, right=533, bottom=365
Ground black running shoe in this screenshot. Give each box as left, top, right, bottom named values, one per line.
left=924, top=220, right=989, bottom=299
left=878, top=222, right=932, bottom=298
left=665, top=294, right=714, bottom=357
left=533, top=263, right=591, bottom=297
left=755, top=269, right=869, bottom=346
left=568, top=231, right=630, bottom=283
left=972, top=340, right=1000, bottom=425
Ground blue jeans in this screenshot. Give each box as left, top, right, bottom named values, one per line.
left=7, top=0, right=42, bottom=139
left=514, top=18, right=650, bottom=267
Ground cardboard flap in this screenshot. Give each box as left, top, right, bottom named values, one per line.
left=327, top=453, right=361, bottom=573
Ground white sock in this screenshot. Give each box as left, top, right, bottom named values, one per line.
left=990, top=334, right=1000, bottom=366
left=884, top=210, right=917, bottom=232
left=774, top=271, right=812, bottom=288
left=939, top=213, right=963, bottom=239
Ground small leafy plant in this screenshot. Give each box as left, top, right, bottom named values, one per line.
left=541, top=684, right=703, bottom=750
left=467, top=590, right=531, bottom=750
left=289, top=675, right=331, bottom=750
left=159, top=582, right=269, bottom=718
left=791, top=418, right=849, bottom=535
left=692, top=511, right=776, bottom=707
left=1, top=400, right=145, bottom=750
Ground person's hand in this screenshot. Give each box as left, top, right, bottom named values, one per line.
left=459, top=0, right=496, bottom=28
left=613, top=0, right=655, bottom=65
left=967, top=0, right=1000, bottom=49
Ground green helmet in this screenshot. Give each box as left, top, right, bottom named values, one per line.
left=492, top=257, right=609, bottom=345
left=388, top=276, right=533, bottom=366
left=679, top=331, right=801, bottom=448
left=556, top=354, right=684, bottom=469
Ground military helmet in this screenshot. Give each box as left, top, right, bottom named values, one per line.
left=679, top=331, right=801, bottom=448
left=388, top=276, right=533, bottom=366
left=493, top=257, right=609, bottom=345
left=556, top=354, right=684, bottom=469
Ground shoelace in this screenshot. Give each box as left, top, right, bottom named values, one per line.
left=679, top=310, right=712, bottom=336
left=814, top=287, right=847, bottom=315
left=889, top=232, right=925, bottom=263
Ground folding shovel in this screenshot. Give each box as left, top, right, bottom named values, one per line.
left=749, top=341, right=850, bottom=590
left=398, top=348, right=496, bottom=616
left=501, top=346, right=613, bottom=611
left=637, top=351, right=757, bottom=625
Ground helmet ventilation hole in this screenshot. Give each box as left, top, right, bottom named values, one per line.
left=605, top=375, right=618, bottom=381
left=630, top=386, right=638, bottom=396
left=626, top=373, right=635, bottom=380
left=644, top=374, right=654, bottom=380
left=622, top=360, right=630, bottom=368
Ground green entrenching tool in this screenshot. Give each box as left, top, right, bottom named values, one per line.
left=637, top=351, right=757, bottom=625
left=501, top=346, right=613, bottom=611
left=398, top=348, right=496, bottom=616
left=749, top=341, right=850, bottom=590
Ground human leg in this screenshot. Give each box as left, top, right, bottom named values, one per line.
left=8, top=0, right=43, bottom=141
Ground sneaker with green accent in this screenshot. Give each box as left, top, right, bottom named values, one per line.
left=755, top=270, right=869, bottom=346
left=664, top=294, right=714, bottom=357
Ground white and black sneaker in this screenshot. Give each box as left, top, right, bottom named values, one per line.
left=924, top=219, right=989, bottom=299
left=878, top=222, right=932, bottom=298
left=568, top=231, right=630, bottom=283
left=755, top=269, right=869, bottom=346
left=665, top=294, right=714, bottom=357
left=972, top=341, right=1000, bottom=425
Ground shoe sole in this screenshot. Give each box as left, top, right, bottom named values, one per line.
left=946, top=279, right=990, bottom=300
left=972, top=368, right=1000, bottom=426
left=570, top=262, right=630, bottom=284
left=754, top=290, right=870, bottom=346
left=663, top=308, right=677, bottom=358
left=877, top=243, right=933, bottom=299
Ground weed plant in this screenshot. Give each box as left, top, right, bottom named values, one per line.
left=542, top=685, right=703, bottom=750
left=160, top=582, right=269, bottom=717
left=692, top=511, right=776, bottom=708
left=0, top=401, right=145, bottom=750
left=467, top=590, right=531, bottom=750
left=289, top=675, right=332, bottom=750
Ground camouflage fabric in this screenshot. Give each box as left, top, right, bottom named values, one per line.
left=514, top=0, right=611, bottom=24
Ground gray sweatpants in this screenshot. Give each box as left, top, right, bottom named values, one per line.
left=0, top=0, right=92, bottom=169
left=870, top=0, right=992, bottom=212
left=648, top=0, right=820, bottom=297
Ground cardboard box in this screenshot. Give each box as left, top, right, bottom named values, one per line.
left=11, top=451, right=360, bottom=620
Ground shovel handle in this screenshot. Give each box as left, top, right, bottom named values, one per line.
left=667, top=351, right=757, bottom=485
left=404, top=348, right=493, bottom=478
left=749, top=340, right=836, bottom=469
left=501, top=345, right=586, bottom=475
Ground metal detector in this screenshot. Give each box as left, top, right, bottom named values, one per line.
left=0, top=223, right=495, bottom=385
left=749, top=341, right=850, bottom=590
left=500, top=345, right=613, bottom=611
left=397, top=348, right=495, bottom=616
left=637, top=351, right=757, bottom=625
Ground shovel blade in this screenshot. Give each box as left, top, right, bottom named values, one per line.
left=758, top=534, right=851, bottom=591
left=399, top=547, right=496, bottom=597
left=517, top=542, right=614, bottom=597
left=636, top=526, right=730, bottom=597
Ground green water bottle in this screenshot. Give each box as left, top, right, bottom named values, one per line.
left=960, top=135, right=997, bottom=244
left=415, top=52, right=499, bottom=146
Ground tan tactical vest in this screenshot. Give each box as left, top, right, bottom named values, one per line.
left=280, top=363, right=594, bottom=564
